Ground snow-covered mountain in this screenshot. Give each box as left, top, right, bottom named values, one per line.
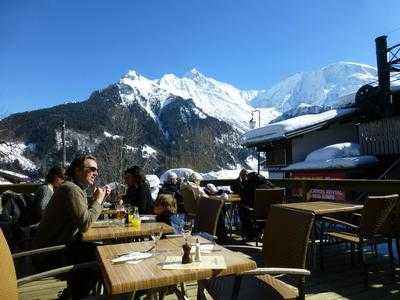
left=118, top=68, right=279, bottom=131
left=251, top=62, right=377, bottom=112
left=0, top=61, right=382, bottom=179
left=117, top=62, right=378, bottom=130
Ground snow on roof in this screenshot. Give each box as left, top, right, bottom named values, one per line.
left=282, top=142, right=378, bottom=171
left=0, top=143, right=37, bottom=170
left=0, top=169, right=30, bottom=183
left=0, top=176, right=12, bottom=184
left=305, top=143, right=360, bottom=162
left=282, top=155, right=378, bottom=171
left=241, top=108, right=357, bottom=146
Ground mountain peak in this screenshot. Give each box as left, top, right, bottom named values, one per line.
left=251, top=61, right=377, bottom=111
left=124, top=69, right=142, bottom=80
left=184, top=68, right=205, bottom=80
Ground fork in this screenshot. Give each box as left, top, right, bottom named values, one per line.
left=113, top=246, right=155, bottom=258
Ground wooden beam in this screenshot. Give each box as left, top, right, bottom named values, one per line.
left=0, top=184, right=40, bottom=194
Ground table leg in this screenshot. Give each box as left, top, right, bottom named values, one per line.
left=319, top=218, right=325, bottom=270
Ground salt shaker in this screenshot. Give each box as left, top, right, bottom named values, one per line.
left=194, top=237, right=201, bottom=262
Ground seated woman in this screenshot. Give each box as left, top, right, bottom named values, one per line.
left=32, top=166, right=65, bottom=223
left=123, top=166, right=153, bottom=214
left=154, top=194, right=184, bottom=233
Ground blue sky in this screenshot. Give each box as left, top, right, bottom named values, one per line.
left=1, top=0, right=400, bottom=116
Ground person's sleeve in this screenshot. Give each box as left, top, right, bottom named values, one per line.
left=231, top=179, right=241, bottom=193
left=31, top=186, right=45, bottom=222
left=40, top=187, right=54, bottom=211
left=144, top=185, right=154, bottom=214
left=137, top=187, right=147, bottom=214
left=34, top=186, right=45, bottom=210
left=65, top=187, right=102, bottom=232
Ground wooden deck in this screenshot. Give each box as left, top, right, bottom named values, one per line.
left=17, top=238, right=400, bottom=299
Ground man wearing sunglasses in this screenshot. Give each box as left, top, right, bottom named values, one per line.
left=33, top=154, right=109, bottom=299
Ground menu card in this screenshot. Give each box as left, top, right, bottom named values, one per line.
left=162, top=255, right=227, bottom=270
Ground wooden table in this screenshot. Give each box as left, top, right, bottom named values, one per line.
left=274, top=201, right=363, bottom=215
left=82, top=222, right=174, bottom=242
left=97, top=236, right=256, bottom=296
left=225, top=193, right=241, bottom=203
left=274, top=201, right=364, bottom=269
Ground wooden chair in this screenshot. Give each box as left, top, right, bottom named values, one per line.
left=0, top=229, right=102, bottom=299
left=252, top=188, right=286, bottom=246
left=195, top=196, right=224, bottom=238
left=324, top=194, right=399, bottom=286
left=181, top=187, right=198, bottom=218
left=199, top=206, right=315, bottom=300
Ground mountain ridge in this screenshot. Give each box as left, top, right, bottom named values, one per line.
left=0, top=61, right=380, bottom=180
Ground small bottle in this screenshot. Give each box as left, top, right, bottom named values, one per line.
left=194, top=237, right=201, bottom=262
left=132, top=206, right=141, bottom=228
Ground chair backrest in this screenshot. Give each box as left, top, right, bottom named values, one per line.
left=181, top=187, right=197, bottom=216
left=391, top=198, right=400, bottom=234
left=195, top=197, right=224, bottom=236
left=263, top=206, right=314, bottom=269
left=254, top=188, right=285, bottom=219
left=0, top=229, right=18, bottom=300
left=360, top=194, right=399, bottom=237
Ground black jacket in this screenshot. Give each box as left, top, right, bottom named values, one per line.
left=124, top=182, right=153, bottom=214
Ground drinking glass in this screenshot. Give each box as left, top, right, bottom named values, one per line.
left=150, top=226, right=163, bottom=254
left=115, top=203, right=125, bottom=226
left=182, top=218, right=194, bottom=243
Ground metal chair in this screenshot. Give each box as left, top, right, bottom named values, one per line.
left=199, top=205, right=315, bottom=300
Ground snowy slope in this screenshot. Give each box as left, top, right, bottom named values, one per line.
left=115, top=62, right=378, bottom=132
left=251, top=62, right=377, bottom=111
left=0, top=143, right=37, bottom=170
left=117, top=69, right=279, bottom=131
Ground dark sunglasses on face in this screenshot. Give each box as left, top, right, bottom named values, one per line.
left=84, top=166, right=98, bottom=173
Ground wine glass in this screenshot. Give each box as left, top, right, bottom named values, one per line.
left=150, top=226, right=163, bottom=254
left=182, top=218, right=194, bottom=243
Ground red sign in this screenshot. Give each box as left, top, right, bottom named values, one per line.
left=290, top=171, right=346, bottom=201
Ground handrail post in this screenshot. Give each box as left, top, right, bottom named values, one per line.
left=302, top=181, right=308, bottom=202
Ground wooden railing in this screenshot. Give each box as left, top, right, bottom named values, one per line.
left=201, top=178, right=400, bottom=202
left=2, top=178, right=400, bottom=201
left=0, top=184, right=41, bottom=194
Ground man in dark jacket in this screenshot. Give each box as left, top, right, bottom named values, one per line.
left=237, top=171, right=274, bottom=241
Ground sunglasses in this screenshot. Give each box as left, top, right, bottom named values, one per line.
left=84, top=166, right=98, bottom=173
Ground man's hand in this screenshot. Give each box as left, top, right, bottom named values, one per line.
left=93, top=186, right=107, bottom=204
left=103, top=185, right=112, bottom=200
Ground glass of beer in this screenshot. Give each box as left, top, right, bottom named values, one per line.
left=115, top=203, right=126, bottom=225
